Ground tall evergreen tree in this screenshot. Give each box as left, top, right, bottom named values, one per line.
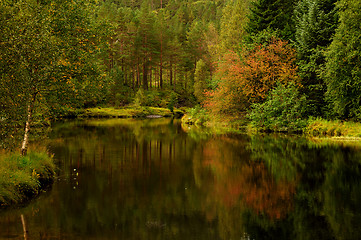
left=294, top=0, right=337, bottom=117
left=194, top=59, right=210, bottom=103
left=325, top=0, right=361, bottom=120
left=246, top=0, right=297, bottom=40
left=220, top=0, right=251, bottom=53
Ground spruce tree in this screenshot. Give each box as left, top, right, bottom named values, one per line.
left=325, top=0, right=361, bottom=120
left=294, top=0, right=337, bottom=117
left=246, top=0, right=297, bottom=40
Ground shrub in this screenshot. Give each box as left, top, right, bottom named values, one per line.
left=249, top=82, right=307, bottom=132
left=182, top=105, right=209, bottom=126
left=167, top=91, right=178, bottom=113
left=133, top=88, right=146, bottom=107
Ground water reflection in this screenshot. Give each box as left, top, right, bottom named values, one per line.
left=1, top=119, right=361, bottom=239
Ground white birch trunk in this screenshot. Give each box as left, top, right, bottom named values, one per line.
left=20, top=92, right=37, bottom=156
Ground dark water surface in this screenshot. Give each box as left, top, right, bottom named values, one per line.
left=1, top=118, right=361, bottom=240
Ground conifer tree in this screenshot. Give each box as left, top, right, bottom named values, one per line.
left=294, top=0, right=337, bottom=117
left=219, top=0, right=251, bottom=53
left=194, top=59, right=210, bottom=103
left=325, top=0, right=361, bottom=119
left=247, top=0, right=297, bottom=40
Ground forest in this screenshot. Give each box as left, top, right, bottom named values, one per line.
left=1, top=0, right=361, bottom=147
left=2, top=1, right=361, bottom=235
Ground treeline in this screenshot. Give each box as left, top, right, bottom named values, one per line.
left=1, top=0, right=361, bottom=134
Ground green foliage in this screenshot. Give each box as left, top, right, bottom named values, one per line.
left=1, top=0, right=360, bottom=131
left=305, top=118, right=361, bottom=137
left=108, top=67, right=132, bottom=106
left=0, top=150, right=55, bottom=207
left=249, top=83, right=307, bottom=132
left=294, top=0, right=338, bottom=117
left=246, top=0, right=297, bottom=40
left=0, top=0, right=107, bottom=132
left=193, top=59, right=210, bottom=103
left=325, top=0, right=361, bottom=120
left=219, top=0, right=251, bottom=53
left=182, top=105, right=209, bottom=126
left=167, top=91, right=178, bottom=113
left=133, top=88, right=146, bottom=107
left=81, top=106, right=172, bottom=118
left=207, top=31, right=300, bottom=122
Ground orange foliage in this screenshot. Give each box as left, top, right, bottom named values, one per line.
left=201, top=139, right=295, bottom=220
left=205, top=38, right=300, bottom=119
left=240, top=162, right=295, bottom=220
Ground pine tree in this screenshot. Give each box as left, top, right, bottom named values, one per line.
left=325, top=0, right=361, bottom=119
left=246, top=0, right=297, bottom=40
left=194, top=59, right=210, bottom=103
left=219, top=0, right=251, bottom=53
left=294, top=0, right=337, bottom=117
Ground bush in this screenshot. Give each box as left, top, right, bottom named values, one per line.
left=133, top=88, right=146, bottom=107
left=182, top=105, right=209, bottom=126
left=249, top=82, right=307, bottom=132
left=167, top=91, right=178, bottom=113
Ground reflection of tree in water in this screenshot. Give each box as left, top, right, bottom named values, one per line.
left=323, top=150, right=361, bottom=240
left=198, top=137, right=295, bottom=219
left=2, top=121, right=361, bottom=240
left=241, top=161, right=296, bottom=219
left=196, top=134, right=361, bottom=240
left=193, top=135, right=297, bottom=239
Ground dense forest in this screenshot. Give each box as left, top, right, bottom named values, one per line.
left=1, top=0, right=361, bottom=142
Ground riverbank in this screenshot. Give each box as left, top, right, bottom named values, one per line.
left=0, top=150, right=56, bottom=208
left=182, top=112, right=361, bottom=140
left=60, top=106, right=185, bottom=119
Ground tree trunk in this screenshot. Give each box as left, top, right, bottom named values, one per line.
left=21, top=214, right=28, bottom=240
left=137, top=59, right=140, bottom=88
left=21, top=92, right=37, bottom=156
left=143, top=62, right=148, bottom=90
left=173, top=66, right=176, bottom=91
left=160, top=37, right=163, bottom=89
left=170, top=61, right=173, bottom=86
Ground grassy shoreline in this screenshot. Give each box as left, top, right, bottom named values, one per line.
left=0, top=150, right=56, bottom=208
left=182, top=113, right=361, bottom=140
left=64, top=106, right=185, bottom=119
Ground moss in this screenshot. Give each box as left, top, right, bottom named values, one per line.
left=0, top=150, right=56, bottom=208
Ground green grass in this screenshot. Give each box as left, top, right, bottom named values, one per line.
left=0, top=150, right=55, bottom=208
left=304, top=118, right=361, bottom=138
left=79, top=106, right=184, bottom=119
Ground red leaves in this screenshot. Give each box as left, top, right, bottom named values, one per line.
left=205, top=38, right=300, bottom=119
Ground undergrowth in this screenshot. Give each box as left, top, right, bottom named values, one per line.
left=0, top=150, right=55, bottom=208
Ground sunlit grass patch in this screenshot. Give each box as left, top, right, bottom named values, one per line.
left=305, top=118, right=361, bottom=138
left=0, top=150, right=55, bottom=207
left=80, top=106, right=178, bottom=118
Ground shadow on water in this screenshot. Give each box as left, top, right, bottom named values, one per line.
left=1, top=119, right=361, bottom=239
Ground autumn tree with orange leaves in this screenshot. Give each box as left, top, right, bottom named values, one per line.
left=204, top=32, right=300, bottom=120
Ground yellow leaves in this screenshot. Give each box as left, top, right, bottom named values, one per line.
left=59, top=58, right=70, bottom=66
left=31, top=169, right=40, bottom=179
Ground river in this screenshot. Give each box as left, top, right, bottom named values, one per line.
left=1, top=118, right=361, bottom=239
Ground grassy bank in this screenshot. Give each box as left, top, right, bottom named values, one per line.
left=182, top=106, right=361, bottom=140
left=304, top=118, right=361, bottom=138
left=0, top=150, right=56, bottom=208
left=73, top=106, right=185, bottom=119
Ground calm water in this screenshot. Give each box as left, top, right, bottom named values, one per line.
left=1, top=118, right=361, bottom=240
